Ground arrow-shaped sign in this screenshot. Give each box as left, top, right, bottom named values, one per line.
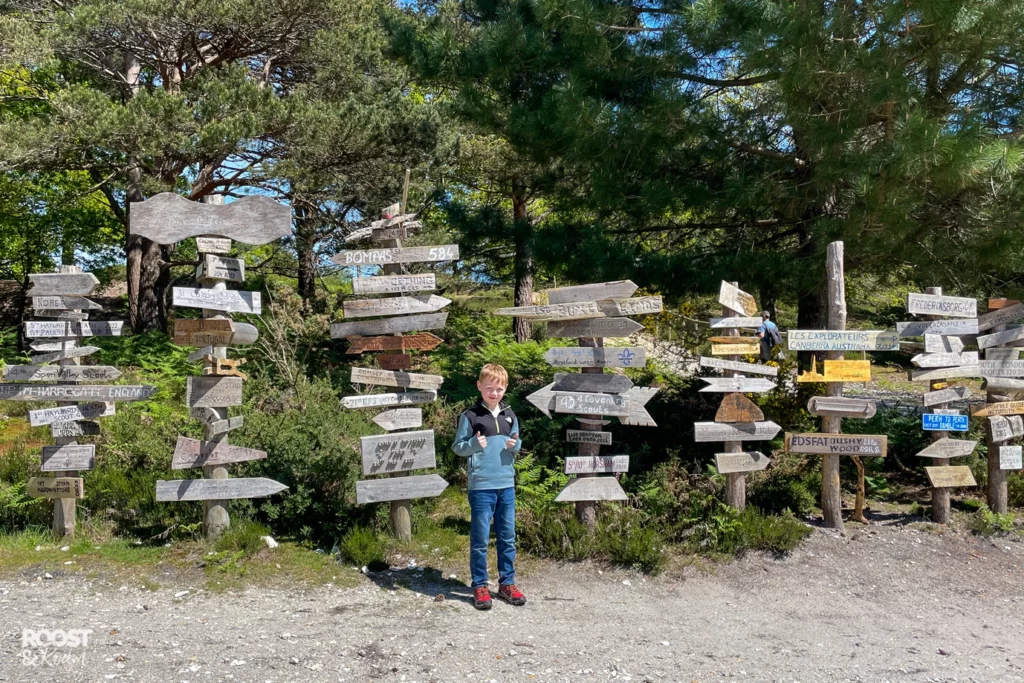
left=346, top=332, right=443, bottom=354
left=372, top=408, right=423, bottom=431
left=342, top=294, right=451, bottom=319
left=911, top=352, right=979, bottom=368
left=156, top=477, right=287, bottom=501
left=694, top=421, right=781, bottom=442
left=916, top=438, right=977, bottom=459
left=715, top=451, right=771, bottom=474
left=27, top=272, right=100, bottom=296
left=699, top=377, right=777, bottom=393
left=356, top=474, right=449, bottom=504
left=32, top=296, right=101, bottom=311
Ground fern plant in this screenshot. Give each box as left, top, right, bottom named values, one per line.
left=515, top=452, right=568, bottom=513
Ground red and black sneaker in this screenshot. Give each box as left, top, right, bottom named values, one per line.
left=497, top=583, right=527, bottom=606
left=473, top=586, right=492, bottom=610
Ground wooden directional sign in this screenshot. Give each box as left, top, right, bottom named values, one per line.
left=31, top=346, right=99, bottom=364
left=806, top=396, right=877, bottom=419
left=970, top=400, right=1024, bottom=417
left=983, top=377, right=1024, bottom=393
left=988, top=415, right=1024, bottom=442
left=544, top=347, right=646, bottom=368
left=27, top=272, right=100, bottom=296
left=156, top=477, right=288, bottom=502
left=32, top=296, right=101, bottom=311
left=699, top=377, right=777, bottom=393
left=331, top=312, right=448, bottom=339
left=350, top=367, right=444, bottom=391
left=50, top=421, right=101, bottom=438
left=553, top=391, right=629, bottom=417
left=28, top=402, right=114, bottom=427
left=342, top=294, right=451, bottom=319
left=352, top=273, right=436, bottom=295
left=552, top=372, right=633, bottom=394
left=207, top=416, right=245, bottom=436
left=999, top=445, right=1023, bottom=470
left=977, top=360, right=1024, bottom=377
left=30, top=340, right=77, bottom=352
left=197, top=254, right=245, bottom=283
left=172, top=287, right=261, bottom=314
left=555, top=477, right=627, bottom=502
left=910, top=365, right=982, bottom=382
left=709, top=316, right=762, bottom=329
left=786, top=329, right=899, bottom=352
left=173, top=319, right=258, bottom=347
left=195, top=236, right=232, bottom=253
left=924, top=334, right=965, bottom=354
left=3, top=365, right=122, bottom=382
left=911, top=352, right=979, bottom=368
left=25, top=321, right=123, bottom=338
left=130, top=193, right=291, bottom=245
left=545, top=280, right=638, bottom=305
left=907, top=292, right=977, bottom=318
left=566, top=430, right=612, bottom=445
left=565, top=455, right=629, bottom=474
left=896, top=319, right=979, bottom=337
left=495, top=301, right=603, bottom=321
left=0, top=384, right=154, bottom=402
left=41, top=445, right=95, bottom=472
left=978, top=326, right=1024, bottom=349
left=171, top=436, right=267, bottom=469
left=718, top=281, right=758, bottom=316
left=698, top=356, right=778, bottom=377
left=922, top=413, right=969, bottom=431
left=715, top=393, right=764, bottom=423
left=188, top=345, right=214, bottom=362
left=978, top=302, right=1024, bottom=332
left=28, top=477, right=84, bottom=499
left=547, top=318, right=645, bottom=338
left=371, top=226, right=409, bottom=241
left=360, top=429, right=436, bottom=475
left=330, top=244, right=460, bottom=266
left=341, top=390, right=437, bottom=410
left=988, top=298, right=1021, bottom=310
left=344, top=227, right=373, bottom=244
left=925, top=466, right=976, bottom=488
left=694, top=421, right=781, bottom=442
left=356, top=474, right=448, bottom=504
left=708, top=336, right=760, bottom=344
left=916, top=438, right=977, bottom=459
left=201, top=357, right=246, bottom=381
left=923, top=386, right=971, bottom=407
left=377, top=353, right=413, bottom=371
left=785, top=433, right=887, bottom=456
left=985, top=348, right=1021, bottom=361
left=34, top=310, right=89, bottom=320
left=372, top=408, right=423, bottom=431
left=711, top=343, right=760, bottom=355
left=715, top=451, right=771, bottom=474
left=347, top=332, right=443, bottom=354
left=598, top=296, right=664, bottom=317
left=618, top=386, right=659, bottom=426
left=186, top=376, right=243, bottom=408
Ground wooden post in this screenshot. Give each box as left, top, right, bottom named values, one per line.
left=721, top=282, right=745, bottom=510
left=52, top=265, right=82, bottom=537
left=574, top=336, right=603, bottom=528
left=820, top=242, right=846, bottom=531
left=985, top=300, right=1010, bottom=514
left=922, top=286, right=953, bottom=524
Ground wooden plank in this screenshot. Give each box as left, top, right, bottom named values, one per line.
left=545, top=280, right=638, bottom=304
left=203, top=415, right=245, bottom=436
left=922, top=386, right=971, bottom=407
left=343, top=227, right=373, bottom=243
left=910, top=365, right=982, bottom=382
left=544, top=347, right=646, bottom=368
left=50, top=420, right=101, bottom=438
left=40, top=445, right=95, bottom=472
left=351, top=273, right=436, bottom=295
left=360, top=429, right=436, bottom=475
left=31, top=296, right=101, bottom=311
left=922, top=413, right=969, bottom=431
left=554, top=476, right=627, bottom=502
left=172, top=287, right=261, bottom=314
left=0, top=384, right=155, bottom=402
left=355, top=474, right=448, bottom=504
left=371, top=226, right=408, bottom=241
left=171, top=436, right=267, bottom=469
left=28, top=402, right=114, bottom=427
left=30, top=340, right=77, bottom=352
left=3, top=365, right=122, bottom=382
left=699, top=377, right=777, bottom=393
left=350, top=367, right=444, bottom=390
left=786, top=329, right=899, bottom=351
left=547, top=318, right=644, bottom=338
left=553, top=391, right=629, bottom=417
left=330, top=244, right=460, bottom=266
left=698, top=356, right=779, bottom=377
left=715, top=451, right=770, bottom=474
left=715, top=393, right=764, bottom=423
left=896, top=319, right=979, bottom=337
left=985, top=348, right=1020, bottom=361
left=31, top=347, right=99, bottom=364
left=342, top=294, right=451, bottom=319
left=331, top=313, right=448, bottom=339
left=27, top=272, right=99, bottom=296
left=925, top=466, right=976, bottom=488
left=564, top=455, right=629, bottom=474
left=978, top=325, right=1024, bottom=349
left=911, top=352, right=979, bottom=368
left=711, top=342, right=760, bottom=355
left=797, top=360, right=871, bottom=383
left=619, top=386, right=659, bottom=426
left=694, top=421, right=781, bottom=442
left=552, top=372, right=633, bottom=394
left=566, top=430, right=612, bottom=445
left=27, top=477, right=84, bottom=499
left=347, top=332, right=443, bottom=354
left=341, top=390, right=437, bottom=410
left=197, top=254, right=245, bottom=283
left=597, top=296, right=663, bottom=317
left=806, top=396, right=877, bottom=419
left=977, top=360, right=1024, bottom=377
left=195, top=236, right=232, bottom=253
left=494, top=301, right=603, bottom=321
left=188, top=345, right=214, bottom=362
left=200, top=356, right=247, bottom=379
left=25, top=321, right=123, bottom=338
left=372, top=408, right=423, bottom=431
left=156, top=477, right=288, bottom=501
left=988, top=415, right=1024, bottom=443
left=33, top=310, right=89, bottom=320
left=130, top=193, right=291, bottom=245
left=924, top=334, right=965, bottom=354
left=708, top=336, right=760, bottom=344
left=718, top=281, right=758, bottom=316
left=377, top=353, right=413, bottom=371
left=970, top=400, right=1024, bottom=417
left=709, top=316, right=762, bottom=329
left=988, top=298, right=1021, bottom=310
left=999, top=445, right=1023, bottom=470
left=186, top=376, right=243, bottom=408
left=982, top=377, right=1024, bottom=392
left=907, top=292, right=977, bottom=318
left=785, top=433, right=887, bottom=456
left=978, top=302, right=1024, bottom=332
left=173, top=319, right=258, bottom=347
left=916, top=438, right=977, bottom=459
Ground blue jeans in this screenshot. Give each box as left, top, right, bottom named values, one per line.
left=468, top=487, right=516, bottom=588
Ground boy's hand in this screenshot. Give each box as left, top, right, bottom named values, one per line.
left=474, top=431, right=487, bottom=449
left=505, top=432, right=518, bottom=449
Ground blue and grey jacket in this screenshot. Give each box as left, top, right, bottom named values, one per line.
left=452, top=400, right=522, bottom=490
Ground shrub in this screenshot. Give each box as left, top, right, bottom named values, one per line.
left=597, top=507, right=668, bottom=574
left=516, top=507, right=595, bottom=561
left=338, top=526, right=387, bottom=570
left=214, top=519, right=273, bottom=557
left=966, top=507, right=1017, bottom=536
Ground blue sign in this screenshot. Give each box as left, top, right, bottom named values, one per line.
left=922, top=413, right=969, bottom=432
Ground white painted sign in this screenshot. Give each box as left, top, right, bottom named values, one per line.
left=718, top=281, right=758, bottom=316
left=896, top=319, right=979, bottom=337
left=546, top=280, right=638, bottom=304
left=543, top=347, right=646, bottom=368
left=924, top=334, right=965, bottom=354
left=786, top=330, right=899, bottom=351
left=28, top=402, right=115, bottom=427
left=699, top=377, right=777, bottom=393
left=351, top=273, right=436, bottom=295
left=360, top=430, right=437, bottom=476
left=172, top=287, right=261, bottom=314
left=197, top=254, right=245, bottom=282
left=566, top=430, right=613, bottom=445
left=907, top=293, right=977, bottom=318
left=978, top=326, right=1024, bottom=349
left=698, top=356, right=779, bottom=377
left=341, top=391, right=437, bottom=410
left=330, top=312, right=448, bottom=339
left=978, top=302, right=1024, bottom=332
left=330, top=245, right=460, bottom=266
left=554, top=477, right=627, bottom=502
left=715, top=451, right=770, bottom=474
left=709, top=316, right=762, bottom=329
left=195, top=236, right=232, bottom=253
left=693, top=421, right=781, bottom=442
left=31, top=296, right=101, bottom=311
left=999, top=445, right=1023, bottom=470
left=911, top=351, right=979, bottom=368
left=356, top=474, right=449, bottom=504
left=564, top=455, right=629, bottom=474
left=342, top=294, right=451, bottom=319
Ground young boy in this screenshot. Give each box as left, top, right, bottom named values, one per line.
left=452, top=363, right=527, bottom=610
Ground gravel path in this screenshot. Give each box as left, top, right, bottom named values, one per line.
left=1, top=520, right=1023, bottom=683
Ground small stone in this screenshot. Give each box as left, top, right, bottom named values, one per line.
left=34, top=545, right=42, bottom=552
left=174, top=590, right=189, bottom=598
left=43, top=573, right=53, bottom=580
left=229, top=659, right=246, bottom=666
left=622, top=580, right=631, bottom=586
left=290, top=657, right=299, bottom=665
left=448, top=574, right=457, bottom=580
left=361, top=566, right=369, bottom=574
left=60, top=545, right=70, bottom=552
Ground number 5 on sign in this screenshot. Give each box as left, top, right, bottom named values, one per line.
left=428, top=246, right=457, bottom=260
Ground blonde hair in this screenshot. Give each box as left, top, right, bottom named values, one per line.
left=478, top=363, right=509, bottom=387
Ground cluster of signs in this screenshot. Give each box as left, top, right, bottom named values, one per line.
left=131, top=193, right=291, bottom=505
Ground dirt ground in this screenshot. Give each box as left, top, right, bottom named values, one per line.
left=0, top=516, right=1022, bottom=683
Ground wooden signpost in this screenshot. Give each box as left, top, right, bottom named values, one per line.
left=350, top=368, right=444, bottom=391
left=907, top=293, right=977, bottom=318
left=694, top=421, right=781, bottom=442
left=3, top=365, right=122, bottom=382
left=709, top=316, right=762, bottom=329
left=186, top=376, right=243, bottom=408
left=50, top=421, right=101, bottom=438
left=355, top=474, right=449, bottom=504
left=699, top=377, right=777, bottom=393
left=565, top=455, right=629, bottom=474
left=27, top=272, right=100, bottom=296
left=341, top=390, right=437, bottom=409
left=715, top=451, right=770, bottom=474
left=25, top=320, right=124, bottom=338
left=351, top=273, right=436, bottom=295
left=156, top=478, right=288, bottom=502
left=552, top=372, right=633, bottom=394
left=342, top=294, right=451, bottom=319
left=923, top=387, right=973, bottom=408
left=980, top=298, right=1022, bottom=514
left=32, top=296, right=101, bottom=310
left=330, top=244, right=460, bottom=266
left=543, top=347, right=646, bottom=368
left=171, top=437, right=267, bottom=469
left=978, top=326, right=1024, bottom=349
left=27, top=478, right=84, bottom=499
left=330, top=312, right=448, bottom=339
left=173, top=319, right=258, bottom=347
left=195, top=237, right=232, bottom=253
left=566, top=430, right=613, bottom=445
left=377, top=353, right=413, bottom=370
left=372, top=408, right=423, bottom=431
left=28, top=402, right=115, bottom=427
left=785, top=433, right=887, bottom=456
left=360, top=430, right=437, bottom=475
left=896, top=319, right=979, bottom=337
left=172, top=287, right=261, bottom=315
left=40, top=445, right=95, bottom=472
left=924, top=334, right=965, bottom=353
left=718, top=281, right=758, bottom=316
left=911, top=352, right=979, bottom=368
left=346, top=332, right=444, bottom=354
left=970, top=400, right=1024, bottom=417
left=555, top=477, right=629, bottom=502
left=978, top=302, right=1024, bottom=332
left=698, top=356, right=779, bottom=377
left=925, top=467, right=977, bottom=488
left=547, top=318, right=645, bottom=338
left=197, top=254, right=245, bottom=283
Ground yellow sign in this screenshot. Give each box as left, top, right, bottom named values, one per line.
left=711, top=343, right=760, bottom=356
left=797, top=358, right=872, bottom=383
left=707, top=336, right=760, bottom=344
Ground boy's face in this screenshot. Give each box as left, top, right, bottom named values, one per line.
left=477, top=378, right=507, bottom=408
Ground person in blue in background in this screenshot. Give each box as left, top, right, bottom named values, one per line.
left=452, top=363, right=527, bottom=610
left=757, top=310, right=782, bottom=361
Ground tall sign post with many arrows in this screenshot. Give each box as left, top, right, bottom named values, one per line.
left=1, top=266, right=155, bottom=536
left=331, top=193, right=455, bottom=541
left=131, top=193, right=291, bottom=539
left=509, top=280, right=660, bottom=527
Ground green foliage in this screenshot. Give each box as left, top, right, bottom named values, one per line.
left=966, top=507, right=1017, bottom=537
left=213, top=520, right=273, bottom=558
left=515, top=506, right=596, bottom=562
left=597, top=507, right=668, bottom=575
left=337, top=526, right=388, bottom=570
left=748, top=452, right=818, bottom=516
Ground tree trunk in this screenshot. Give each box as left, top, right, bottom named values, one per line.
left=295, top=206, right=317, bottom=302
left=796, top=230, right=827, bottom=367
left=511, top=190, right=533, bottom=343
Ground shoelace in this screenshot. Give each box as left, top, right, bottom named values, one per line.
left=502, top=584, right=522, bottom=597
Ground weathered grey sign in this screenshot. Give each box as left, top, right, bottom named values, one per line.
left=985, top=348, right=1021, bottom=361
left=566, top=430, right=612, bottom=445
left=131, top=193, right=291, bottom=245
left=496, top=302, right=603, bottom=321
left=31, top=346, right=99, bottom=364
left=618, top=386, right=659, bottom=427
left=786, top=329, right=899, bottom=351
left=330, top=312, right=448, bottom=338
left=350, top=367, right=444, bottom=391
left=896, top=319, right=979, bottom=337
left=546, top=318, right=645, bottom=338
left=28, top=477, right=84, bottom=499
left=718, top=281, right=758, bottom=316
left=693, top=421, right=781, bottom=442
left=925, top=466, right=976, bottom=488
left=554, top=391, right=629, bottom=417
left=554, top=477, right=627, bottom=502
left=341, top=390, right=437, bottom=410
left=25, top=321, right=123, bottom=338
left=186, top=376, right=243, bottom=408
left=360, top=429, right=436, bottom=475
left=171, top=436, right=267, bottom=469
left=924, top=334, right=965, bottom=354
left=156, top=477, right=288, bottom=501
left=597, top=296, right=663, bottom=317
left=910, top=365, right=982, bottom=382
left=916, top=438, right=977, bottom=459
left=188, top=345, right=215, bottom=363
left=983, top=377, right=1024, bottom=393
left=50, top=420, right=101, bottom=438
left=978, top=360, right=1024, bottom=377
left=978, top=326, right=1024, bottom=349
left=988, top=415, right=1024, bottom=442
left=999, top=445, right=1023, bottom=470
left=911, top=351, right=979, bottom=368
left=699, top=377, right=777, bottom=393
left=785, top=433, right=887, bottom=456
left=709, top=316, right=763, bottom=329
left=545, top=280, right=638, bottom=305
left=30, top=340, right=77, bottom=352
left=372, top=408, right=423, bottom=431
left=371, top=226, right=409, bottom=241
left=543, top=347, right=646, bottom=368
left=923, top=386, right=971, bottom=407
left=0, top=384, right=155, bottom=402
left=27, top=272, right=100, bottom=296
left=195, top=236, right=232, bottom=253
left=564, top=455, right=629, bottom=474
left=330, top=244, right=460, bottom=266
left=351, top=274, right=436, bottom=295
left=28, top=402, right=114, bottom=427
left=31, top=296, right=101, bottom=311
left=978, top=302, right=1024, bottom=332
left=342, top=294, right=451, bottom=319
left=715, top=451, right=771, bottom=474
left=552, top=372, right=632, bottom=394
left=355, top=474, right=448, bottom=504
left=173, top=319, right=258, bottom=347
left=3, top=365, right=122, bottom=382
left=34, top=310, right=90, bottom=320
left=698, top=356, right=779, bottom=377
left=172, top=287, right=261, bottom=314
left=197, top=254, right=245, bottom=283
left=41, top=445, right=96, bottom=472
left=806, top=396, right=877, bottom=419
left=907, top=293, right=977, bottom=318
